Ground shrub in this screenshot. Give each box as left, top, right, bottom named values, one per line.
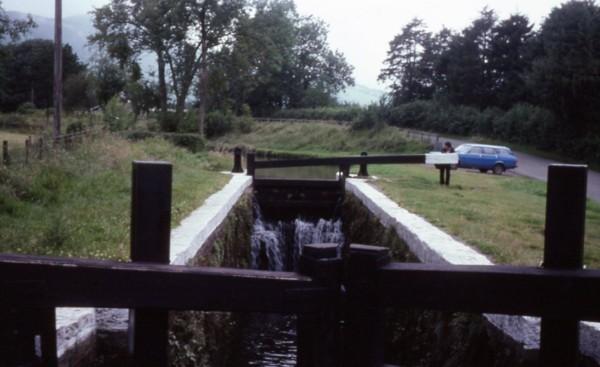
left=17, top=102, right=36, bottom=115
left=122, top=131, right=205, bottom=152
left=205, top=110, right=234, bottom=138
left=351, top=105, right=380, bottom=130
left=103, top=96, right=135, bottom=132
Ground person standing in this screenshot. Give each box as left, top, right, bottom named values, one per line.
left=440, top=141, right=454, bottom=185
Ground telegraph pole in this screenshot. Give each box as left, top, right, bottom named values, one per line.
left=53, top=0, right=63, bottom=139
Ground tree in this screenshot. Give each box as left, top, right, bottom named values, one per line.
left=527, top=0, right=600, bottom=134
left=443, top=8, right=498, bottom=108
left=0, top=39, right=84, bottom=111
left=379, top=18, right=433, bottom=104
left=490, top=15, right=534, bottom=108
left=0, top=1, right=35, bottom=42
left=90, top=0, right=244, bottom=133
left=209, top=0, right=354, bottom=115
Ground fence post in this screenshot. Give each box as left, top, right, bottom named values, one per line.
left=247, top=151, right=255, bottom=177
left=232, top=147, right=243, bottom=173
left=2, top=140, right=9, bottom=166
left=539, top=164, right=587, bottom=367
left=343, top=244, right=390, bottom=367
left=297, top=243, right=342, bottom=367
left=358, top=152, right=369, bottom=177
left=129, top=161, right=172, bottom=367
left=38, top=138, right=43, bottom=160
left=25, top=138, right=30, bottom=164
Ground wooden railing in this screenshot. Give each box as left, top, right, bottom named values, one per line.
left=1, top=162, right=599, bottom=367
left=1, top=127, right=98, bottom=167
left=233, top=149, right=455, bottom=184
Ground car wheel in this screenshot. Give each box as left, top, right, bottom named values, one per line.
left=479, top=168, right=487, bottom=173
left=493, top=164, right=505, bottom=175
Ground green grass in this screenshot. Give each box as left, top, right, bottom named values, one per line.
left=213, top=121, right=428, bottom=156
left=369, top=165, right=600, bottom=268
left=0, top=133, right=231, bottom=261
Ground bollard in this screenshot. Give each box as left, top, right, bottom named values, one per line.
left=129, top=161, right=172, bottom=367
left=297, top=243, right=342, bottom=367
left=343, top=244, right=390, bottom=367
left=539, top=164, right=587, bottom=367
left=246, top=151, right=255, bottom=177
left=340, top=164, right=350, bottom=178
left=358, top=152, right=369, bottom=177
left=2, top=140, right=9, bottom=166
left=232, top=147, right=244, bottom=173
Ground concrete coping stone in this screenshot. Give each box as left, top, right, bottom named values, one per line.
left=345, top=178, right=600, bottom=362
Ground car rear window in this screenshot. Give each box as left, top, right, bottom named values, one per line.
left=483, top=147, right=497, bottom=154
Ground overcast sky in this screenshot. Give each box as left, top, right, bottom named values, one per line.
left=3, top=0, right=567, bottom=89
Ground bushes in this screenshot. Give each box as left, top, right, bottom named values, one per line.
left=352, top=105, right=382, bottom=131
left=103, top=96, right=135, bottom=132
left=205, top=110, right=234, bottom=138
left=273, top=106, right=362, bottom=122
left=123, top=131, right=205, bottom=152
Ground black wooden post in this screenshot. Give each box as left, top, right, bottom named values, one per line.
left=38, top=138, right=43, bottom=160
left=232, top=147, right=243, bottom=173
left=297, top=243, right=342, bottom=367
left=129, top=161, right=172, bottom=367
left=2, top=140, right=9, bottom=166
left=344, top=244, right=391, bottom=367
left=340, top=164, right=350, bottom=177
left=25, top=138, right=30, bottom=164
left=40, top=307, right=58, bottom=367
left=358, top=152, right=369, bottom=177
left=247, top=151, right=255, bottom=177
left=540, top=164, right=587, bottom=367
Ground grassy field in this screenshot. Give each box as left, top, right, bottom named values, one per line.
left=369, top=164, right=600, bottom=268
left=0, top=133, right=231, bottom=261
left=213, top=121, right=428, bottom=156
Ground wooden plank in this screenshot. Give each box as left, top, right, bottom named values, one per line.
left=540, top=164, right=588, bottom=367
left=0, top=254, right=331, bottom=314
left=253, top=154, right=426, bottom=169
left=377, top=263, right=600, bottom=321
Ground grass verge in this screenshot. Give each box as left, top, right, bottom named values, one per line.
left=212, top=121, right=428, bottom=156
left=0, top=133, right=231, bottom=261
left=369, top=164, right=600, bottom=268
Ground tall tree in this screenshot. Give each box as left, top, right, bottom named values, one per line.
left=209, top=0, right=353, bottom=115
left=528, top=0, right=600, bottom=134
left=91, top=0, right=244, bottom=133
left=0, top=40, right=84, bottom=111
left=489, top=15, right=534, bottom=108
left=379, top=18, right=433, bottom=104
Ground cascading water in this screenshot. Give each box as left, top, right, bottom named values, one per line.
left=233, top=202, right=344, bottom=366
left=251, top=204, right=344, bottom=272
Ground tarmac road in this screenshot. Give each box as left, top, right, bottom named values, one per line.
left=437, top=136, right=600, bottom=203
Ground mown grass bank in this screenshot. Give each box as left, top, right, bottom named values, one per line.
left=0, top=133, right=230, bottom=261
left=212, top=121, right=428, bottom=156
left=369, top=165, right=600, bottom=268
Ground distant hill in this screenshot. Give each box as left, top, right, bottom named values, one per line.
left=7, top=11, right=96, bottom=61
left=337, top=84, right=385, bottom=106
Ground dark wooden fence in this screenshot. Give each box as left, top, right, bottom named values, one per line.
left=1, top=128, right=97, bottom=167
left=1, top=161, right=599, bottom=367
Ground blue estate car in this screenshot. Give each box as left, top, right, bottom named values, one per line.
left=455, top=143, right=518, bottom=175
